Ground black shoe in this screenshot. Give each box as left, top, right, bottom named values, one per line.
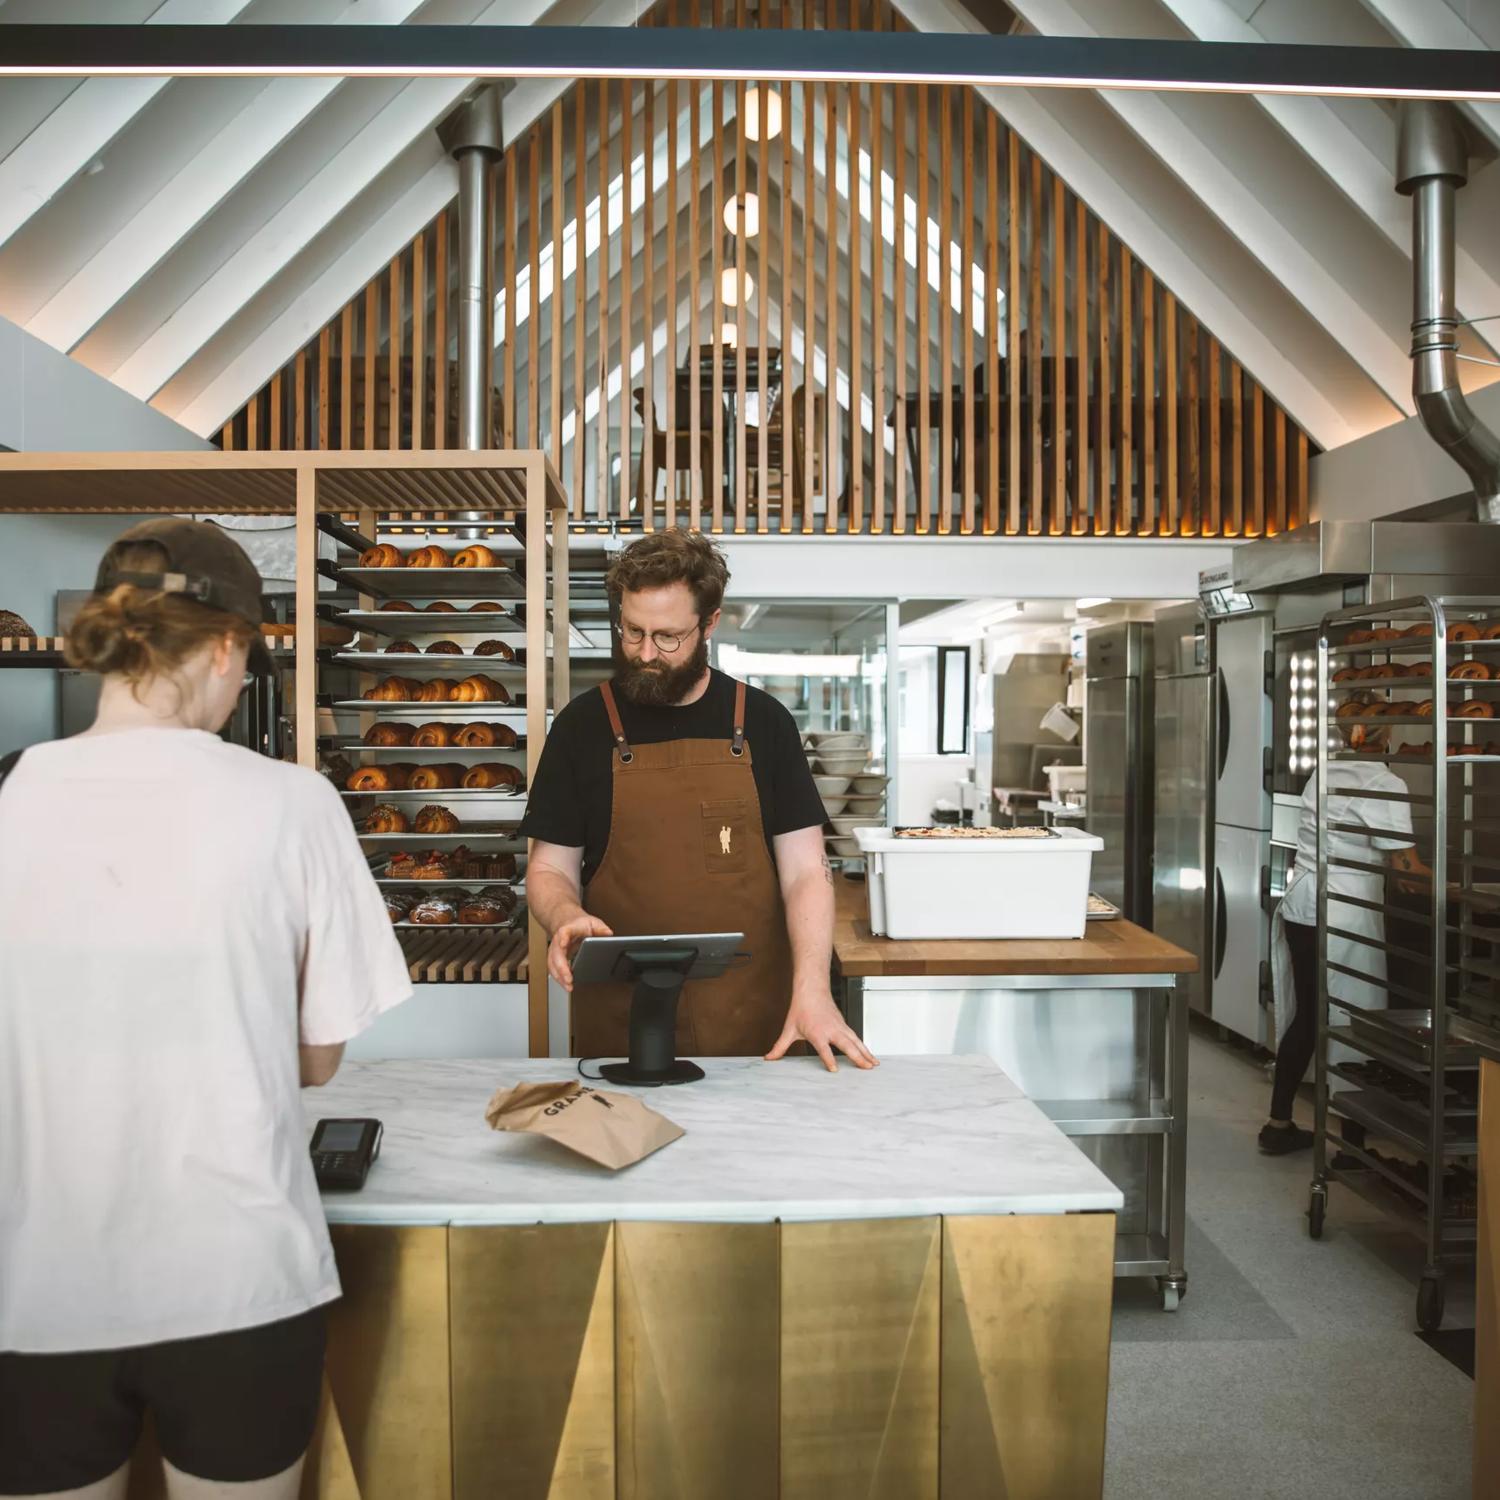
left=1259, top=1121, right=1314, bottom=1155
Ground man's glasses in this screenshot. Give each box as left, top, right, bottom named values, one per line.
left=614, top=621, right=702, bottom=654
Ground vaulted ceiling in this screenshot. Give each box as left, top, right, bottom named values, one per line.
left=0, top=0, right=1496, bottom=455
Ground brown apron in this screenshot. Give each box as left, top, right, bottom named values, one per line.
left=573, top=677, right=795, bottom=1058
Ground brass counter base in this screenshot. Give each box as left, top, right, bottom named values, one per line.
left=131, top=1212, right=1114, bottom=1500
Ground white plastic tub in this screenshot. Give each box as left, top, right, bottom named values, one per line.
left=853, top=825, right=1105, bottom=940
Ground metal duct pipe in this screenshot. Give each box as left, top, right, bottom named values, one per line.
left=438, top=87, right=504, bottom=450
left=1396, top=101, right=1500, bottom=522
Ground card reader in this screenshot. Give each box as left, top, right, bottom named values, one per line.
left=310, top=1117, right=383, bottom=1191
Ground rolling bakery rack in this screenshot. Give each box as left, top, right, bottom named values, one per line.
left=1311, top=595, right=1500, bottom=1331
left=0, top=450, right=570, bottom=1054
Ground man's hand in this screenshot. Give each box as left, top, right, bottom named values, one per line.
left=765, top=989, right=878, bottom=1073
left=547, top=912, right=614, bottom=991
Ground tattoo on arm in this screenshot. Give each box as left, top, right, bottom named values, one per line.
left=821, top=856, right=834, bottom=885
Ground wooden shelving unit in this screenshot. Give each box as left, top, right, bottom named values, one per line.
left=0, top=449, right=570, bottom=1055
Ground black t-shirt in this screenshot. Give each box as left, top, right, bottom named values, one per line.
left=520, top=669, right=826, bottom=883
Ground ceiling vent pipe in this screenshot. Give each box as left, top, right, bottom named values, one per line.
left=438, top=86, right=504, bottom=451
left=1396, top=101, right=1500, bottom=523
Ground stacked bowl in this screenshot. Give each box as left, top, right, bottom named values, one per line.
left=806, top=732, right=888, bottom=861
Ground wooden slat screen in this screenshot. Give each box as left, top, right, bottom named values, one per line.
left=222, top=0, right=1315, bottom=539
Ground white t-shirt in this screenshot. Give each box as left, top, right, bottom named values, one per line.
left=0, top=728, right=411, bottom=1353
left=1280, top=760, right=1415, bottom=927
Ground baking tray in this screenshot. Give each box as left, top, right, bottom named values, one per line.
left=340, top=786, right=524, bottom=800
left=355, top=822, right=523, bottom=843
left=331, top=610, right=523, bottom=636
left=335, top=566, right=524, bottom=600
left=391, top=918, right=522, bottom=930
left=322, top=737, right=527, bottom=754
left=327, top=652, right=525, bottom=673
left=328, top=698, right=526, bottom=713
left=1086, top=893, right=1122, bottom=920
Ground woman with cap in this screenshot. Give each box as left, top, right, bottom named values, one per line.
left=0, top=521, right=411, bottom=1500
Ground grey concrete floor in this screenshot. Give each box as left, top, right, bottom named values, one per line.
left=1104, top=1025, right=1477, bottom=1500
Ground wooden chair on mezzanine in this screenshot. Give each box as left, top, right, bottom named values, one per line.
left=631, top=387, right=716, bottom=522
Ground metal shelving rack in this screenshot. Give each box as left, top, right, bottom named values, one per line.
left=1310, top=595, right=1500, bottom=1331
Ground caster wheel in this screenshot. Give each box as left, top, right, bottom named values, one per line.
left=1157, top=1277, right=1184, bottom=1312
left=1308, top=1185, right=1326, bottom=1240
left=1417, top=1273, right=1445, bottom=1333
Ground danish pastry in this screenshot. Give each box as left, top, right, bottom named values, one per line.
left=1346, top=629, right=1376, bottom=645
left=473, top=639, right=515, bottom=660
left=364, top=722, right=416, bottom=747
left=1483, top=623, right=1500, bottom=641
left=425, top=640, right=464, bottom=655
left=462, top=762, right=524, bottom=790
left=468, top=601, right=505, bottom=612
left=417, top=679, right=455, bottom=703
left=453, top=544, right=498, bottom=568
left=1449, top=660, right=1492, bottom=680
left=390, top=851, right=453, bottom=881
left=383, top=893, right=414, bottom=923
left=1409, top=662, right=1434, bottom=678
left=364, top=805, right=410, bottom=834
left=359, top=544, right=402, bottom=568
left=1332, top=666, right=1363, bottom=683
left=1404, top=622, right=1434, bottom=639
left=410, top=895, right=457, bottom=925
left=413, top=805, right=461, bottom=834
left=454, top=721, right=518, bottom=749
left=424, top=601, right=459, bottom=613
left=1373, top=627, right=1404, bottom=642
left=347, top=766, right=396, bottom=792
left=1415, top=699, right=1435, bottom=718
left=410, top=722, right=454, bottom=748
left=406, top=544, right=451, bottom=568
left=409, top=764, right=463, bottom=790
left=478, top=883, right=519, bottom=910
left=458, top=896, right=509, bottom=925
left=1448, top=622, right=1481, bottom=643
left=379, top=599, right=418, bottom=612
left=1453, top=699, right=1495, bottom=719
left=385, top=640, right=420, bottom=654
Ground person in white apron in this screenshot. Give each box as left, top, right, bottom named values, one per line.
left=1263, top=730, right=1428, bottom=1154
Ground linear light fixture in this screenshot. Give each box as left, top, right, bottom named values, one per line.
left=1, top=26, right=1498, bottom=101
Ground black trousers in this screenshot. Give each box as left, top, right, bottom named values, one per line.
left=1271, top=917, right=1318, bottom=1121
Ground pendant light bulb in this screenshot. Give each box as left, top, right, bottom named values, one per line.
left=744, top=85, right=782, bottom=142
left=724, top=192, right=760, bottom=237
left=720, top=267, right=754, bottom=306
left=721, top=321, right=739, bottom=349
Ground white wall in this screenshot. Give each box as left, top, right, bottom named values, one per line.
left=0, top=315, right=207, bottom=755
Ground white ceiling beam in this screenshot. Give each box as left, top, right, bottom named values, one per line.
left=1356, top=0, right=1500, bottom=152
left=1157, top=0, right=1500, bottom=352
left=25, top=0, right=433, bottom=354
left=0, top=0, right=257, bottom=251
left=993, top=0, right=1416, bottom=417
left=156, top=0, right=638, bottom=432
left=895, top=0, right=1385, bottom=449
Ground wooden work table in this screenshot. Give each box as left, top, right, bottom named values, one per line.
left=832, top=876, right=1198, bottom=979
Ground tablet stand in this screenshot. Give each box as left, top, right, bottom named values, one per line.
left=597, top=943, right=739, bottom=1087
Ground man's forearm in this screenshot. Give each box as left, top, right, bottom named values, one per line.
left=782, top=863, right=835, bottom=994
left=528, top=865, right=587, bottom=937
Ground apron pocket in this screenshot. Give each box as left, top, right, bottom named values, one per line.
left=701, top=798, right=752, bottom=874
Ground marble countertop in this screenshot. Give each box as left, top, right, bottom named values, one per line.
left=306, top=1055, right=1123, bottom=1226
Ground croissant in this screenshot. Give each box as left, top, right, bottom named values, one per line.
left=369, top=675, right=414, bottom=702
left=385, top=640, right=420, bottom=654
left=379, top=599, right=419, bottom=613
left=364, top=722, right=416, bottom=747
left=1453, top=699, right=1495, bottom=719
left=424, top=601, right=459, bottom=613
left=1449, top=660, right=1492, bottom=680
left=410, top=721, right=454, bottom=748
left=462, top=762, right=524, bottom=790
left=474, top=639, right=515, bottom=660
left=363, top=804, right=410, bottom=833
left=454, top=544, right=498, bottom=568
left=409, top=764, right=463, bottom=790
left=453, top=674, right=510, bottom=703
left=1448, top=622, right=1481, bottom=642
left=455, top=720, right=518, bottom=748
left=413, top=805, right=461, bottom=834
left=468, top=601, right=505, bottom=612
left=347, top=766, right=395, bottom=792
left=360, top=544, right=402, bottom=568
left=417, top=679, right=455, bottom=703
left=425, top=640, right=464, bottom=655
left=407, top=544, right=451, bottom=568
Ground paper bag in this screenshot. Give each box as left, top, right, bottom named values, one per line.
left=483, top=1080, right=684, bottom=1170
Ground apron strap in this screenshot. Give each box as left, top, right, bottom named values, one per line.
left=599, top=681, right=634, bottom=763
left=731, top=679, right=746, bottom=757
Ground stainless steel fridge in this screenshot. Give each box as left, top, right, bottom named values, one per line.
left=1210, top=612, right=1275, bottom=1048
left=1152, top=605, right=1213, bottom=1017
left=1084, top=622, right=1153, bottom=923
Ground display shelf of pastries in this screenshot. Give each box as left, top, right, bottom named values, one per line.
left=1327, top=619, right=1500, bottom=656
left=354, top=816, right=525, bottom=843
left=329, top=648, right=526, bottom=671
left=328, top=608, right=524, bottom=637
left=335, top=567, right=525, bottom=601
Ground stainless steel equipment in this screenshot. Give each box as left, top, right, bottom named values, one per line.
left=1085, top=623, right=1154, bottom=923
left=1211, top=611, right=1274, bottom=1048
left=1152, top=604, right=1212, bottom=1017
